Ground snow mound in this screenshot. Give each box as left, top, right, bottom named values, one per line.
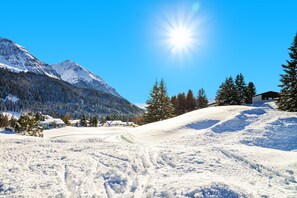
left=243, top=117, right=297, bottom=151
left=211, top=108, right=266, bottom=133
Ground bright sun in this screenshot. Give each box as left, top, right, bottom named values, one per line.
left=168, top=25, right=194, bottom=54
left=158, top=4, right=204, bottom=58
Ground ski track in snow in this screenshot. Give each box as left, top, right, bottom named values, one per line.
left=1, top=103, right=297, bottom=197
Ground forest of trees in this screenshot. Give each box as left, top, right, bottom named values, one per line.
left=0, top=69, right=143, bottom=117
left=170, top=88, right=208, bottom=116
left=144, top=80, right=209, bottom=123
left=144, top=74, right=258, bottom=124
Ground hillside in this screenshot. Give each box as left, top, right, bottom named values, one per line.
left=1, top=103, right=297, bottom=197
left=0, top=69, right=142, bottom=117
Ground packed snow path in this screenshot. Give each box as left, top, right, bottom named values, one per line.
left=1, top=103, right=297, bottom=197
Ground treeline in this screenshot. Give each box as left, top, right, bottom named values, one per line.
left=215, top=73, right=256, bottom=106
left=144, top=73, right=257, bottom=124
left=170, top=88, right=208, bottom=116
left=143, top=80, right=209, bottom=124
left=61, top=113, right=140, bottom=127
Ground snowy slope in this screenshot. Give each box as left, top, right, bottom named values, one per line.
left=51, top=60, right=121, bottom=97
left=1, top=102, right=297, bottom=197
left=0, top=37, right=59, bottom=78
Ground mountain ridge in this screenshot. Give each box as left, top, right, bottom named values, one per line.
left=0, top=37, right=142, bottom=116
left=0, top=37, right=121, bottom=98
left=0, top=37, right=59, bottom=78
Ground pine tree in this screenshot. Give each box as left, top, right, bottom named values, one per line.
left=89, top=115, right=98, bottom=127
left=235, top=73, right=247, bottom=104
left=158, top=79, right=175, bottom=120
left=216, top=82, right=227, bottom=106
left=197, top=88, right=208, bottom=109
left=144, top=81, right=160, bottom=123
left=245, top=82, right=256, bottom=104
left=0, top=114, right=9, bottom=128
left=216, top=77, right=240, bottom=105
left=186, top=89, right=197, bottom=111
left=80, top=115, right=88, bottom=127
left=61, top=113, right=72, bottom=126
left=171, top=95, right=177, bottom=115
left=15, top=113, right=43, bottom=137
left=176, top=92, right=187, bottom=115
left=278, top=33, right=297, bottom=111
left=144, top=80, right=174, bottom=123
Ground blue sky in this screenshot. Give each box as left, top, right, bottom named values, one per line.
left=1, top=0, right=297, bottom=105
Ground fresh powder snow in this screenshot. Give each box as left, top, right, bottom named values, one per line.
left=1, top=102, right=297, bottom=197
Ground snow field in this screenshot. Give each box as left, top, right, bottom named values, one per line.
left=1, top=102, right=297, bottom=197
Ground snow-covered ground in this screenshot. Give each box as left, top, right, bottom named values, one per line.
left=1, top=102, right=297, bottom=197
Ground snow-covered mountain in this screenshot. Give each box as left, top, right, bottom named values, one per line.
left=0, top=37, right=122, bottom=98
left=51, top=60, right=121, bottom=98
left=0, top=37, right=59, bottom=78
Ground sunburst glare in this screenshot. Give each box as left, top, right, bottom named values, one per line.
left=158, top=3, right=204, bottom=59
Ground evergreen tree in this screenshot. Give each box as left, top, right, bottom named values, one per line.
left=235, top=73, right=247, bottom=104
left=61, top=113, right=72, bottom=126
left=15, top=113, right=43, bottom=137
left=216, top=82, right=227, bottom=106
left=0, top=114, right=9, bottom=128
left=216, top=77, right=240, bottom=105
left=89, top=115, right=98, bottom=127
left=186, top=89, right=197, bottom=111
left=105, top=115, right=112, bottom=121
left=278, top=33, right=297, bottom=111
left=144, top=80, right=174, bottom=123
left=158, top=79, right=175, bottom=120
left=197, top=88, right=208, bottom=109
left=176, top=92, right=187, bottom=115
left=144, top=81, right=160, bottom=123
left=80, top=115, right=88, bottom=127
left=170, top=95, right=177, bottom=115
left=245, top=82, right=256, bottom=104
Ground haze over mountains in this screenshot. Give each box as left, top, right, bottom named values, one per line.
left=0, top=37, right=142, bottom=116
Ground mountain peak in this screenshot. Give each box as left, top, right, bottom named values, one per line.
left=0, top=37, right=59, bottom=78
left=62, top=59, right=76, bottom=64
left=52, top=60, right=122, bottom=98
